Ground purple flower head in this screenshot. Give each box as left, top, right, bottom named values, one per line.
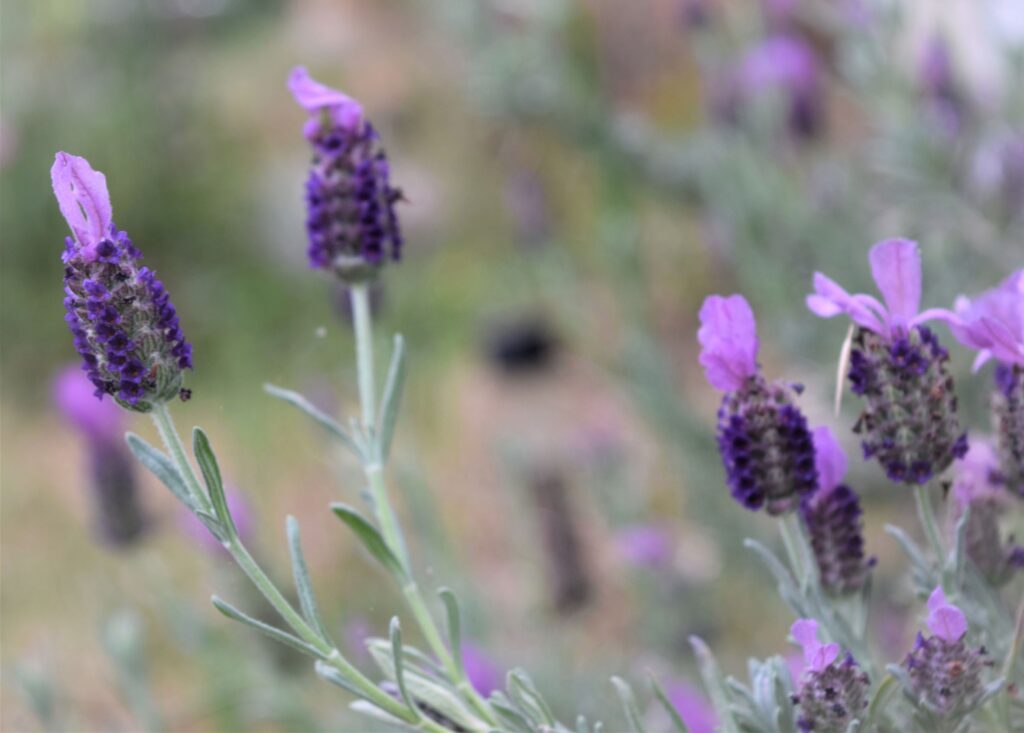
left=948, top=270, right=1024, bottom=369
left=180, top=488, right=252, bottom=555
left=53, top=365, right=124, bottom=444
left=791, top=619, right=870, bottom=732
left=53, top=153, right=192, bottom=411
left=461, top=642, right=502, bottom=696
left=925, top=587, right=967, bottom=643
left=664, top=680, right=717, bottom=733
left=288, top=66, right=403, bottom=282
left=808, top=239, right=952, bottom=339
left=702, top=295, right=817, bottom=513
left=809, top=240, right=966, bottom=484
left=734, top=34, right=824, bottom=139
left=615, top=524, right=673, bottom=570
left=698, top=294, right=759, bottom=392
left=791, top=619, right=840, bottom=674
left=801, top=427, right=874, bottom=595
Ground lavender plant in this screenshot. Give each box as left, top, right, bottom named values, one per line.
left=50, top=62, right=1023, bottom=731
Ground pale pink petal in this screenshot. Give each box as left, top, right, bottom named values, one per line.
left=869, top=238, right=921, bottom=327
left=807, top=273, right=887, bottom=333
left=791, top=619, right=839, bottom=673
left=288, top=66, right=363, bottom=131
left=926, top=586, right=949, bottom=612
left=698, top=294, right=759, bottom=391
left=812, top=426, right=847, bottom=491
left=926, top=586, right=967, bottom=642
left=51, top=152, right=112, bottom=249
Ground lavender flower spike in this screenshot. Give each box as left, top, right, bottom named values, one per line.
left=289, top=66, right=403, bottom=282
left=947, top=271, right=1024, bottom=495
left=807, top=239, right=967, bottom=484
left=700, top=294, right=817, bottom=514
left=53, top=152, right=192, bottom=411
left=790, top=619, right=869, bottom=732
left=901, top=587, right=990, bottom=723
left=800, top=427, right=874, bottom=595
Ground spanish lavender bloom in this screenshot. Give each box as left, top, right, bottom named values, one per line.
left=288, top=66, right=403, bottom=282
left=918, top=35, right=966, bottom=136
left=947, top=271, right=1024, bottom=495
left=807, top=239, right=967, bottom=484
left=950, top=441, right=1024, bottom=585
left=789, top=619, right=869, bottom=732
left=53, top=366, right=147, bottom=547
left=699, top=294, right=818, bottom=514
left=664, top=680, right=717, bottom=733
left=461, top=642, right=502, bottom=696
left=800, top=427, right=874, bottom=595
left=52, top=153, right=192, bottom=411
left=722, top=34, right=824, bottom=141
left=901, top=588, right=991, bottom=723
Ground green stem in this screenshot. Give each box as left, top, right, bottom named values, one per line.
left=351, top=283, right=377, bottom=433
left=779, top=513, right=810, bottom=591
left=348, top=284, right=498, bottom=727
left=151, top=403, right=212, bottom=514
left=914, top=482, right=945, bottom=567
left=154, top=405, right=419, bottom=725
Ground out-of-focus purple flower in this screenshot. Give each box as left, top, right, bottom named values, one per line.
left=700, top=294, right=817, bottom=514
left=800, top=427, right=874, bottom=595
left=948, top=271, right=1024, bottom=495
left=918, top=35, right=965, bottom=136
left=53, top=152, right=192, bottom=411
left=732, top=34, right=824, bottom=140
left=950, top=441, right=1024, bottom=583
left=288, top=66, right=403, bottom=281
left=462, top=642, right=502, bottom=696
left=53, top=365, right=124, bottom=444
left=790, top=619, right=869, bottom=732
left=664, top=680, right=716, bottom=733
left=948, top=270, right=1024, bottom=369
left=808, top=240, right=966, bottom=484
left=180, top=488, right=252, bottom=554
left=615, top=524, right=673, bottom=570
left=902, top=587, right=990, bottom=721
left=53, top=365, right=147, bottom=547
left=343, top=616, right=374, bottom=663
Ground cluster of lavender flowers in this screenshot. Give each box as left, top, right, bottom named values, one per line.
left=698, top=237, right=1022, bottom=730
left=50, top=54, right=1022, bottom=731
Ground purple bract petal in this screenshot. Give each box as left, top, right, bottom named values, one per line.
left=868, top=239, right=922, bottom=329
left=51, top=152, right=112, bottom=255
left=806, top=273, right=886, bottom=334
left=812, top=426, right=847, bottom=492
left=53, top=364, right=124, bottom=443
left=926, top=586, right=967, bottom=642
left=288, top=66, right=363, bottom=135
left=698, top=294, right=759, bottom=391
left=791, top=619, right=840, bottom=674
left=462, top=642, right=502, bottom=696
left=949, top=271, right=1024, bottom=367
left=665, top=680, right=717, bottom=733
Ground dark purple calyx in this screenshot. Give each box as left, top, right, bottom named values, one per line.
left=63, top=225, right=192, bottom=411
left=902, top=633, right=990, bottom=721
left=792, top=655, right=870, bottom=733
left=848, top=326, right=967, bottom=484
left=304, top=121, right=403, bottom=282
left=716, top=375, right=818, bottom=514
left=800, top=484, right=874, bottom=596
left=993, top=363, right=1024, bottom=497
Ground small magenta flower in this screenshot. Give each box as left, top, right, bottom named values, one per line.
left=664, top=680, right=717, bottom=733
left=461, top=642, right=502, bottom=696
left=54, top=366, right=147, bottom=547
left=699, top=294, right=817, bottom=514
left=807, top=239, right=967, bottom=484
left=288, top=66, right=403, bottom=282
left=53, top=152, right=192, bottom=411
left=951, top=441, right=1024, bottom=584
left=947, top=271, right=1024, bottom=496
left=800, top=427, right=875, bottom=596
left=615, top=524, right=673, bottom=570
left=790, top=619, right=869, bottom=732
left=901, top=588, right=991, bottom=722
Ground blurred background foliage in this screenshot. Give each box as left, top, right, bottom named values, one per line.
left=2, top=0, right=1022, bottom=730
